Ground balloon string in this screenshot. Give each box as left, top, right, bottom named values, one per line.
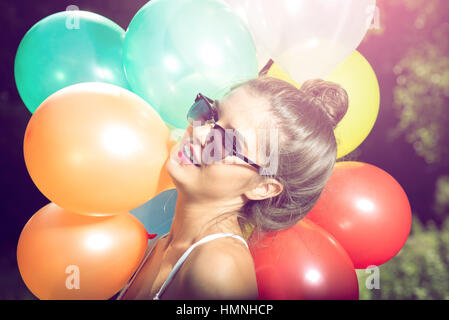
left=147, top=232, right=158, bottom=240
left=259, top=59, right=274, bottom=76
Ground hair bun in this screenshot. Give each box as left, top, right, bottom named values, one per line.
left=300, top=79, right=349, bottom=129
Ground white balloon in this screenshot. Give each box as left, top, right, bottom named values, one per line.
left=243, top=0, right=376, bottom=82
left=223, top=0, right=272, bottom=72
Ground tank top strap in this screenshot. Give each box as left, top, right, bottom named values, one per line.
left=153, top=233, right=248, bottom=300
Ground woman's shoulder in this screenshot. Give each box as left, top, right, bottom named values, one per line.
left=180, top=236, right=259, bottom=299
left=196, top=235, right=253, bottom=265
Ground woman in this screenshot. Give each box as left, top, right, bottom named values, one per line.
left=117, top=75, right=349, bottom=300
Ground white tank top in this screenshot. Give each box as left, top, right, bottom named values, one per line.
left=116, top=232, right=248, bottom=300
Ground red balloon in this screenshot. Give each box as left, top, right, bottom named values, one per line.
left=249, top=219, right=358, bottom=300
left=305, top=161, right=412, bottom=269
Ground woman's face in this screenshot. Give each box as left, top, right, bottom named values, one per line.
left=166, top=86, right=274, bottom=203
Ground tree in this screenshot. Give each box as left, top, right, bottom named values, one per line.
left=390, top=43, right=449, bottom=166
left=357, top=216, right=449, bottom=300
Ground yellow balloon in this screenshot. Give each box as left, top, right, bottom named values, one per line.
left=267, top=61, right=302, bottom=87
left=267, top=50, right=380, bottom=159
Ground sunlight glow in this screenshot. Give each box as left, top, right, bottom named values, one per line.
left=200, top=43, right=223, bottom=66
left=85, top=233, right=112, bottom=252
left=355, top=198, right=375, bottom=213
left=101, top=125, right=141, bottom=156
left=164, top=55, right=180, bottom=72
left=305, top=269, right=322, bottom=284
left=94, top=67, right=113, bottom=80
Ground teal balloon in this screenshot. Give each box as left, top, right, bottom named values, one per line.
left=14, top=11, right=129, bottom=113
left=131, top=189, right=177, bottom=236
left=124, top=0, right=258, bottom=129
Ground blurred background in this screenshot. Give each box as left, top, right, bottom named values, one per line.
left=1, top=0, right=449, bottom=299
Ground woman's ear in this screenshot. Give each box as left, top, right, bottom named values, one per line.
left=244, top=178, right=283, bottom=201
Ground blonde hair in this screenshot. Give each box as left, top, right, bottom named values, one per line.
left=228, top=76, right=349, bottom=240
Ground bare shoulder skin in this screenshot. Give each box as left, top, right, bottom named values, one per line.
left=168, top=237, right=259, bottom=300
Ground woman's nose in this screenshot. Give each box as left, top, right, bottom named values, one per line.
left=189, top=122, right=214, bottom=147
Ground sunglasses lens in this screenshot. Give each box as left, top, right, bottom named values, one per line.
left=187, top=99, right=212, bottom=124
left=205, top=126, right=240, bottom=161
left=204, top=127, right=227, bottom=161
left=223, top=130, right=236, bottom=158
left=187, top=95, right=249, bottom=166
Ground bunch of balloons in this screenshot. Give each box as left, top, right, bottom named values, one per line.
left=134, top=160, right=412, bottom=300
left=126, top=0, right=411, bottom=301
left=15, top=0, right=413, bottom=300
left=15, top=0, right=258, bottom=299
left=226, top=0, right=380, bottom=159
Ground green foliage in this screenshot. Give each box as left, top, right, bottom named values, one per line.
left=434, top=175, right=449, bottom=219
left=370, top=1, right=449, bottom=299
left=381, top=0, right=449, bottom=166
left=390, top=43, right=449, bottom=165
left=357, top=216, right=449, bottom=299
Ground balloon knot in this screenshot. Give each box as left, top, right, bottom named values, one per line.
left=147, top=233, right=158, bottom=240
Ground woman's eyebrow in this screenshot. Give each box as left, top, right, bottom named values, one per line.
left=214, top=99, right=248, bottom=152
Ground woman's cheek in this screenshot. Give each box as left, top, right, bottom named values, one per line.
left=202, top=164, right=253, bottom=193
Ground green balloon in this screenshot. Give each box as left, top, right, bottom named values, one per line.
left=124, top=0, right=258, bottom=129
left=14, top=11, right=129, bottom=113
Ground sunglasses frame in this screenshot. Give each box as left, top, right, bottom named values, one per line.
left=187, top=93, right=262, bottom=171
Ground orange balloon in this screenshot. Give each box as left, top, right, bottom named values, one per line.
left=155, top=139, right=177, bottom=194
left=24, top=82, right=170, bottom=214
left=17, top=203, right=148, bottom=300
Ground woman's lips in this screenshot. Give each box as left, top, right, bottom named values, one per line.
left=190, top=142, right=201, bottom=165
left=178, top=149, right=193, bottom=165
left=178, top=141, right=200, bottom=166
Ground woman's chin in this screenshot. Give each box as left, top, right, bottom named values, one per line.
left=166, top=161, right=195, bottom=193
left=166, top=148, right=197, bottom=183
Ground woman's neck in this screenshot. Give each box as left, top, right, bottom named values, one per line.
left=164, top=190, right=245, bottom=250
